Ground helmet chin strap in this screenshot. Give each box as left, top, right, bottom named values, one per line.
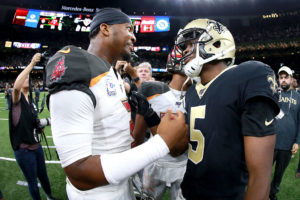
left=180, top=76, right=191, bottom=100
left=184, top=45, right=235, bottom=78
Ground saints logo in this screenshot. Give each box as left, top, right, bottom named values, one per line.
left=207, top=20, right=225, bottom=34
left=267, top=74, right=278, bottom=94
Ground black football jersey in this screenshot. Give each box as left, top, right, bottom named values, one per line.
left=181, top=61, right=279, bottom=199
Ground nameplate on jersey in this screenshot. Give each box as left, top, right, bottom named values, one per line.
left=121, top=99, right=131, bottom=112
left=106, top=79, right=117, bottom=96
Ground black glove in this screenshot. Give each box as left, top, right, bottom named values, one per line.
left=127, top=83, right=138, bottom=113
left=129, top=91, right=160, bottom=127
left=129, top=91, right=152, bottom=116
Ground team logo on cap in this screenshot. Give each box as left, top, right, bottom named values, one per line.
left=50, top=56, right=68, bottom=83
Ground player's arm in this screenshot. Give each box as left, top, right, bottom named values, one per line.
left=131, top=114, right=148, bottom=147
left=131, top=91, right=189, bottom=156
left=12, top=53, right=41, bottom=104
left=124, top=63, right=142, bottom=88
left=50, top=90, right=187, bottom=190
left=129, top=90, right=155, bottom=147
left=169, top=125, right=189, bottom=157
left=132, top=117, right=188, bottom=157
left=169, top=111, right=189, bottom=156
left=242, top=97, right=277, bottom=200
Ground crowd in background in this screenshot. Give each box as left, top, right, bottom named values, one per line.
left=0, top=13, right=300, bottom=72
left=0, top=7, right=300, bottom=200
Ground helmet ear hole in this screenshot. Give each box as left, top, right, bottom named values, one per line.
left=213, top=41, right=221, bottom=48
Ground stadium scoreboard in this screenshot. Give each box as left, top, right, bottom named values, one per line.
left=12, top=8, right=170, bottom=33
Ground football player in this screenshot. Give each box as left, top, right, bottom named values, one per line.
left=46, top=8, right=187, bottom=200
left=169, top=18, right=280, bottom=200
left=130, top=49, right=190, bottom=200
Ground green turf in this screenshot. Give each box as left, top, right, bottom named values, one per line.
left=1, top=92, right=300, bottom=200
left=0, top=92, right=67, bottom=200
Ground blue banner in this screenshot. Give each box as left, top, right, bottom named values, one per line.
left=155, top=16, right=170, bottom=32
left=25, top=10, right=40, bottom=28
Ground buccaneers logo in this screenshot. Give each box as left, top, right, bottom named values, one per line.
left=50, top=56, right=67, bottom=83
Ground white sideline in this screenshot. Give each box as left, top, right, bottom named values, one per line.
left=17, top=180, right=41, bottom=187
left=42, top=146, right=56, bottom=149
left=0, top=156, right=60, bottom=164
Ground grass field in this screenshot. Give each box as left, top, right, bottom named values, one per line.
left=1, top=92, right=300, bottom=200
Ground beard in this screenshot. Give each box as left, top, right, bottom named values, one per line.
left=281, top=84, right=290, bottom=91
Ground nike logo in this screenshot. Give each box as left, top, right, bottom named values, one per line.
left=265, top=119, right=274, bottom=126
left=58, top=48, right=70, bottom=54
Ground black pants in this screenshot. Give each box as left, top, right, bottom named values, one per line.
left=270, top=149, right=292, bottom=197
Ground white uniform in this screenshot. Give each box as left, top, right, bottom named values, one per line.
left=50, top=66, right=133, bottom=199
left=139, top=82, right=187, bottom=200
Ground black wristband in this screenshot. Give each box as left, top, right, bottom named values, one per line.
left=133, top=77, right=140, bottom=83
left=144, top=112, right=161, bottom=128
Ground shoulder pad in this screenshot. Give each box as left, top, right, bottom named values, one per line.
left=237, top=61, right=274, bottom=77
left=46, top=45, right=111, bottom=107
left=138, top=81, right=169, bottom=98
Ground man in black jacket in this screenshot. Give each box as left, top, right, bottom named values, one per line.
left=270, top=66, right=300, bottom=200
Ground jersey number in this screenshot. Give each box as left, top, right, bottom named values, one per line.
left=188, top=105, right=206, bottom=164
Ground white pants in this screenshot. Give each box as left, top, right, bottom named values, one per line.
left=143, top=162, right=186, bottom=200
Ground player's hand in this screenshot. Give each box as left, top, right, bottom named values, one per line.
left=157, top=109, right=188, bottom=151
left=292, top=143, right=299, bottom=154
left=124, top=63, right=137, bottom=78
left=31, top=53, right=41, bottom=65
left=115, top=60, right=127, bottom=73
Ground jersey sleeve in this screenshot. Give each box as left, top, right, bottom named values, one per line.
left=50, top=90, right=94, bottom=168
left=239, top=61, right=280, bottom=114
left=242, top=96, right=277, bottom=137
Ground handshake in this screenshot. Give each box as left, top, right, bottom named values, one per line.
left=129, top=91, right=188, bottom=152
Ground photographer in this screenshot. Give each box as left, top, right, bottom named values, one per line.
left=9, top=53, right=55, bottom=200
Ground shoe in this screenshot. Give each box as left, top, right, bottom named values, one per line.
left=296, top=172, right=300, bottom=178
left=46, top=195, right=58, bottom=200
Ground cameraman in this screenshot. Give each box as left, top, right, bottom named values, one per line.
left=9, top=53, right=55, bottom=200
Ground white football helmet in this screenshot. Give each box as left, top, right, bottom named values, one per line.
left=170, top=19, right=236, bottom=78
